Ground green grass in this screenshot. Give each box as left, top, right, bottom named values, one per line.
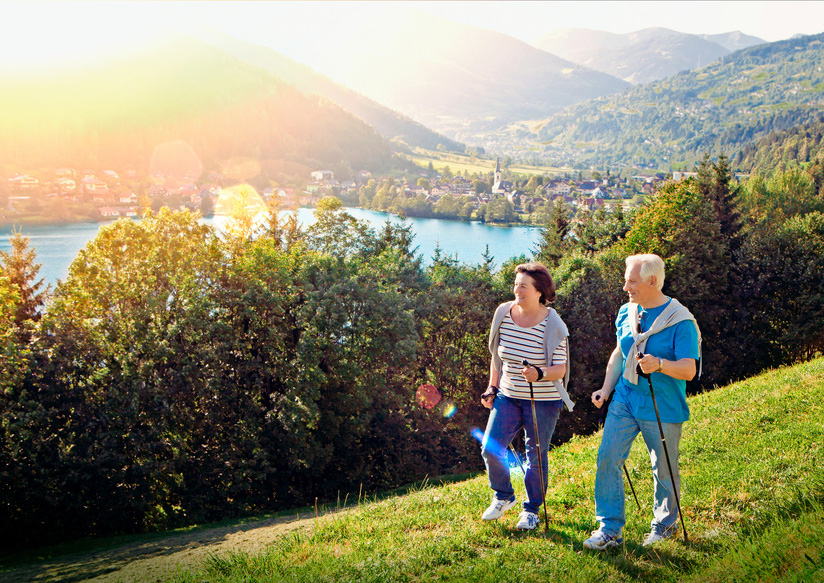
left=406, top=150, right=573, bottom=177
left=406, top=152, right=496, bottom=176
left=167, top=357, right=824, bottom=582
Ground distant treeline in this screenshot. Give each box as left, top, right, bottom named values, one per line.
left=2, top=158, right=823, bottom=548
left=734, top=115, right=824, bottom=175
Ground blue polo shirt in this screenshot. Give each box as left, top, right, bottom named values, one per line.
left=612, top=300, right=700, bottom=424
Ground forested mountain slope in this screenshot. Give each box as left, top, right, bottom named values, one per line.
left=534, top=32, right=824, bottom=168
left=310, top=11, right=631, bottom=139
left=734, top=115, right=824, bottom=174
left=197, top=28, right=465, bottom=153
left=0, top=38, right=396, bottom=179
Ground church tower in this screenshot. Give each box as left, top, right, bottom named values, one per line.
left=492, top=157, right=502, bottom=194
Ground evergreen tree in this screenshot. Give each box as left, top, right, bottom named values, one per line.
left=534, top=199, right=572, bottom=267
left=481, top=245, right=495, bottom=273
left=697, top=154, right=742, bottom=251
left=0, top=230, right=48, bottom=337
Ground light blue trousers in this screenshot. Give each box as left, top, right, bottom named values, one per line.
left=594, top=399, right=682, bottom=537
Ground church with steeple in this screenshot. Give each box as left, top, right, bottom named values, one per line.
left=491, top=157, right=512, bottom=194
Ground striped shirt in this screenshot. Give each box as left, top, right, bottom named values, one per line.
left=497, top=312, right=567, bottom=401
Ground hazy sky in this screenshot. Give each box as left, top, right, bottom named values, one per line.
left=3, top=1, right=824, bottom=72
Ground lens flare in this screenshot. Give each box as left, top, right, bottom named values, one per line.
left=216, top=184, right=268, bottom=217
left=470, top=427, right=507, bottom=460
left=415, top=383, right=441, bottom=409
left=441, top=401, right=457, bottom=419
left=471, top=426, right=522, bottom=470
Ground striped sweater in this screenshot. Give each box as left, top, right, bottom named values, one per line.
left=498, top=312, right=567, bottom=401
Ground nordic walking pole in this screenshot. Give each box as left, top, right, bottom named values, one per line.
left=523, top=359, right=550, bottom=534
left=508, top=443, right=527, bottom=475
left=636, top=353, right=689, bottom=543
left=624, top=464, right=642, bottom=511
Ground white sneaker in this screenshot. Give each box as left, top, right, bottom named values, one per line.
left=583, top=530, right=623, bottom=550
left=642, top=526, right=678, bottom=546
left=516, top=511, right=539, bottom=530
left=481, top=497, right=517, bottom=521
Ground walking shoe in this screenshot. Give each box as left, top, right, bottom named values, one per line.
left=481, top=497, right=517, bottom=521
left=642, top=526, right=678, bottom=546
left=583, top=530, right=623, bottom=550
left=516, top=511, right=540, bottom=530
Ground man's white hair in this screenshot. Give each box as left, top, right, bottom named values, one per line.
left=626, top=254, right=665, bottom=290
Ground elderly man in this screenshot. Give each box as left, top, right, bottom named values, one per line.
left=584, top=254, right=701, bottom=550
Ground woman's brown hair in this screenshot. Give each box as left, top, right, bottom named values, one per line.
left=515, top=262, right=556, bottom=304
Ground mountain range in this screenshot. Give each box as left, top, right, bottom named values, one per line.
left=530, top=32, right=824, bottom=168
left=1, top=12, right=820, bottom=180
left=533, top=27, right=765, bottom=84
left=302, top=11, right=631, bottom=141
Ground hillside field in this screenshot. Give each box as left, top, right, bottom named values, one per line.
left=5, top=356, right=822, bottom=582
left=407, top=151, right=574, bottom=177
left=179, top=356, right=823, bottom=582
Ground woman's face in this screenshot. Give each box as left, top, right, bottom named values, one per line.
left=513, top=272, right=542, bottom=307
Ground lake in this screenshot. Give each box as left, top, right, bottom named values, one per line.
left=0, top=208, right=542, bottom=287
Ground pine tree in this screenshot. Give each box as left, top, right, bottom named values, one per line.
left=481, top=245, right=495, bottom=273
left=0, top=230, right=48, bottom=338
left=697, top=154, right=743, bottom=252
left=534, top=199, right=572, bottom=267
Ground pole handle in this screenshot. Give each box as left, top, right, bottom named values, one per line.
left=635, top=352, right=651, bottom=379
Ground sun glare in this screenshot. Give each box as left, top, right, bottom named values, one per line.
left=0, top=1, right=178, bottom=72
left=1, top=1, right=821, bottom=76
left=217, top=184, right=267, bottom=218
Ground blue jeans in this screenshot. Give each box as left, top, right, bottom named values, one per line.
left=481, top=393, right=562, bottom=514
left=594, top=399, right=683, bottom=536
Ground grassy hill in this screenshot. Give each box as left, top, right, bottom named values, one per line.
left=0, top=38, right=396, bottom=181
left=166, top=356, right=824, bottom=582
left=532, top=32, right=824, bottom=169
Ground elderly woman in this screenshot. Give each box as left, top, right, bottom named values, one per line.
left=480, top=262, right=573, bottom=530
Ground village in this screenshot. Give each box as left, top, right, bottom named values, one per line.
left=1, top=159, right=686, bottom=225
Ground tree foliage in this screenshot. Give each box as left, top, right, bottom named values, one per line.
left=0, top=230, right=48, bottom=337
left=3, top=159, right=824, bottom=547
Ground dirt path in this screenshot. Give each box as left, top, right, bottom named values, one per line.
left=1, top=508, right=346, bottom=583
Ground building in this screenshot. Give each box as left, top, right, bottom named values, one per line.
left=311, top=170, right=334, bottom=182
left=98, top=207, right=121, bottom=218
left=9, top=175, right=39, bottom=189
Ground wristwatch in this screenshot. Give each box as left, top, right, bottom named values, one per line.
left=656, top=358, right=663, bottom=373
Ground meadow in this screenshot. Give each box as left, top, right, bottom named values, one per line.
left=406, top=150, right=572, bottom=177
left=168, top=356, right=824, bottom=583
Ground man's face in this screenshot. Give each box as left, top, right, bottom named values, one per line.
left=623, top=262, right=655, bottom=304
